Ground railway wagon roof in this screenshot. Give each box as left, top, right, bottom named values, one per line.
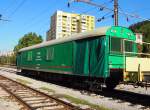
left=19, top=26, right=110, bottom=52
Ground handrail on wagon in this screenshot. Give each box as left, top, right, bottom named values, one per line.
left=124, top=52, right=150, bottom=56
left=123, top=39, right=150, bottom=45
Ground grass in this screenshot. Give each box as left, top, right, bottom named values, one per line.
left=39, top=86, right=55, bottom=93
left=16, top=78, right=32, bottom=85
left=56, top=94, right=111, bottom=110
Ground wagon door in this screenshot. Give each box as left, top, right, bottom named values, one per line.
left=73, top=40, right=89, bottom=76
left=88, top=37, right=108, bottom=78
left=73, top=37, right=109, bottom=78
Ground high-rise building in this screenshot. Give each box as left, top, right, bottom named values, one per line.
left=46, top=10, right=95, bottom=41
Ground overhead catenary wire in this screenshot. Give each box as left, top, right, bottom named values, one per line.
left=8, top=0, right=26, bottom=17
left=80, top=0, right=113, bottom=14
left=29, top=0, right=113, bottom=37
left=3, top=0, right=18, bottom=13
left=0, top=0, right=18, bottom=23
left=0, top=14, right=10, bottom=22
left=97, top=12, right=113, bottom=22
left=118, top=4, right=131, bottom=23
left=0, top=18, right=10, bottom=22
left=19, top=2, right=68, bottom=35
left=68, top=0, right=114, bottom=23
left=69, top=0, right=150, bottom=22
left=22, top=9, right=55, bottom=32
left=22, top=6, right=52, bottom=28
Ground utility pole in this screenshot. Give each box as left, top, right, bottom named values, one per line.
left=114, top=0, right=118, bottom=26
left=69, top=0, right=119, bottom=25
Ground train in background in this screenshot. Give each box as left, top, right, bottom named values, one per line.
left=16, top=26, right=150, bottom=90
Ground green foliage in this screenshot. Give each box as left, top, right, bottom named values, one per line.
left=39, top=87, right=55, bottom=93
left=129, top=21, right=150, bottom=53
left=0, top=32, right=43, bottom=66
left=16, top=78, right=32, bottom=85
left=14, top=32, right=43, bottom=52
left=0, top=56, right=7, bottom=65
left=0, top=54, right=16, bottom=65
left=56, top=94, right=110, bottom=110
left=129, top=21, right=150, bottom=42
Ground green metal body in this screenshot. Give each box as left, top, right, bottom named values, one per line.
left=106, top=26, right=136, bottom=70
left=17, top=26, right=137, bottom=79
left=18, top=42, right=73, bottom=72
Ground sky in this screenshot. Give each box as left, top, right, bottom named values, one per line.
left=0, top=0, right=150, bottom=52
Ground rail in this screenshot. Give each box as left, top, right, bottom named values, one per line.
left=0, top=74, right=86, bottom=110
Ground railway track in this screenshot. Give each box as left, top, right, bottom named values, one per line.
left=0, top=74, right=86, bottom=110
left=0, top=67, right=150, bottom=109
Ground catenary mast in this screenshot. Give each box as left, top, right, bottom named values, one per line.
left=114, top=0, right=118, bottom=26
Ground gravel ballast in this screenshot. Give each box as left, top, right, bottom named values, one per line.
left=0, top=87, right=22, bottom=110
left=0, top=67, right=150, bottom=110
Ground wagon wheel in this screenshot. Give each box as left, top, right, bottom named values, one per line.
left=105, top=77, right=119, bottom=90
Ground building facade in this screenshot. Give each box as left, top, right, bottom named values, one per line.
left=46, top=10, right=95, bottom=41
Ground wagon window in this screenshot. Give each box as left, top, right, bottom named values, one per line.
left=125, top=40, right=133, bottom=52
left=111, top=37, right=122, bottom=53
left=27, top=51, right=32, bottom=61
left=46, top=47, right=54, bottom=60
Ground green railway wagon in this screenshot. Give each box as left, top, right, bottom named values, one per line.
left=17, top=26, right=150, bottom=89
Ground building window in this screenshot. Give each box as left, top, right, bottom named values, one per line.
left=27, top=51, right=32, bottom=61
left=62, top=16, right=67, bottom=18
left=46, top=47, right=54, bottom=60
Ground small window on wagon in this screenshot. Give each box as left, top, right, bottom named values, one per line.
left=27, top=51, right=32, bottom=61
left=46, top=47, right=54, bottom=60
left=111, top=37, right=122, bottom=53
left=125, top=40, right=133, bottom=52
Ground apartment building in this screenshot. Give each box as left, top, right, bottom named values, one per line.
left=46, top=10, right=95, bottom=41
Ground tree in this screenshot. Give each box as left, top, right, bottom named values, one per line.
left=0, top=32, right=43, bottom=66
left=0, top=55, right=16, bottom=66
left=129, top=20, right=150, bottom=54
left=129, top=20, right=150, bottom=42
left=14, top=32, right=43, bottom=52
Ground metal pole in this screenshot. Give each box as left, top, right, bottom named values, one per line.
left=114, top=0, right=118, bottom=26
